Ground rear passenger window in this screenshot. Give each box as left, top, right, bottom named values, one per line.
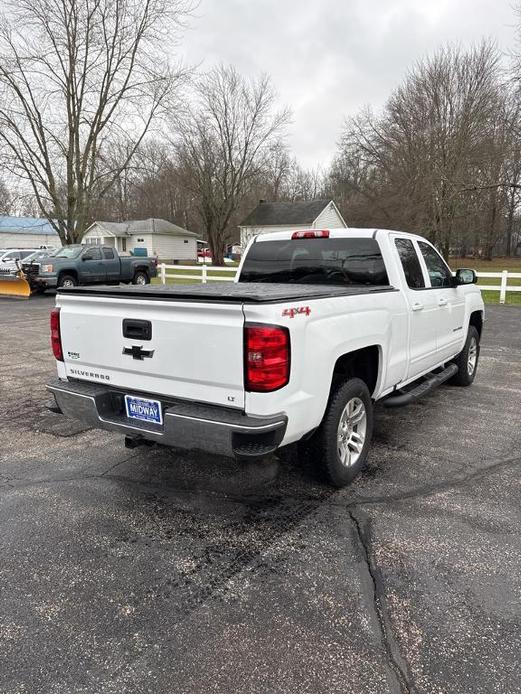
left=395, top=239, right=425, bottom=289
left=102, top=248, right=115, bottom=259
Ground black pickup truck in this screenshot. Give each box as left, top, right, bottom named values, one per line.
left=23, top=244, right=158, bottom=290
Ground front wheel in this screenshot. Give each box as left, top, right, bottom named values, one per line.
left=58, top=274, right=77, bottom=289
left=310, top=378, right=374, bottom=488
left=450, top=325, right=480, bottom=387
left=132, top=271, right=149, bottom=286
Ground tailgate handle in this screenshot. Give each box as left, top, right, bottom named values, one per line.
left=123, top=319, right=152, bottom=341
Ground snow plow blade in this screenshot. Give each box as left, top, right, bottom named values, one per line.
left=0, top=274, right=32, bottom=299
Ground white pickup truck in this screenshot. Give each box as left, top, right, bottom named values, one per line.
left=47, top=229, right=484, bottom=487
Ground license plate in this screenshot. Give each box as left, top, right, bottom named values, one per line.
left=124, top=395, right=163, bottom=425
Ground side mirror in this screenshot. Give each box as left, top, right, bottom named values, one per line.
left=455, top=268, right=477, bottom=285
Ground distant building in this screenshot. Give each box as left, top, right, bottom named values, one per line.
left=83, top=218, right=198, bottom=261
left=0, top=216, right=61, bottom=249
left=238, top=199, right=347, bottom=248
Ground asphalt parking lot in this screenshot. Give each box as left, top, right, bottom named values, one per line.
left=1, top=295, right=520, bottom=694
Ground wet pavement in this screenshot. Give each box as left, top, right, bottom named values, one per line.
left=0, top=295, right=520, bottom=694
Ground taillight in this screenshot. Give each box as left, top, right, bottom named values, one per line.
left=245, top=324, right=290, bottom=392
left=291, top=230, right=330, bottom=239
left=50, top=307, right=63, bottom=361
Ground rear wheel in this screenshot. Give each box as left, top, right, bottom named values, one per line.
left=132, top=270, right=149, bottom=286
left=58, top=274, right=77, bottom=289
left=310, top=377, right=374, bottom=487
left=450, top=325, right=480, bottom=387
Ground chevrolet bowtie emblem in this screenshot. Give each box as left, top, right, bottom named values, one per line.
left=122, top=345, right=155, bottom=360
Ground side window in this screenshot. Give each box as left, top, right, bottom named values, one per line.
left=83, top=247, right=102, bottom=261
left=102, top=247, right=115, bottom=260
left=395, top=238, right=425, bottom=289
left=418, top=242, right=453, bottom=288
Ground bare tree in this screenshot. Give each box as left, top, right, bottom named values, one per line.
left=176, top=65, right=291, bottom=265
left=0, top=0, right=192, bottom=243
left=0, top=177, right=14, bottom=214
left=331, top=42, right=507, bottom=258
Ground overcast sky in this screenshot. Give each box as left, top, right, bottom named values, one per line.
left=179, top=0, right=517, bottom=168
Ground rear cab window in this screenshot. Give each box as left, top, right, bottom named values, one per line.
left=239, top=237, right=389, bottom=286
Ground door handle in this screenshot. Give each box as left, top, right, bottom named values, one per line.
left=412, top=302, right=424, bottom=311
left=438, top=298, right=448, bottom=307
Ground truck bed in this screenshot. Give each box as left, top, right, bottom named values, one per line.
left=58, top=282, right=396, bottom=303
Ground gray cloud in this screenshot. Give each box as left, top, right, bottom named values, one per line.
left=179, top=0, right=516, bottom=167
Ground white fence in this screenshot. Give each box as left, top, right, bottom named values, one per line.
left=476, top=271, right=521, bottom=304
left=158, top=265, right=520, bottom=304
left=159, top=263, right=236, bottom=284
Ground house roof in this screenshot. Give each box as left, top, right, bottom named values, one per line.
left=239, top=199, right=337, bottom=227
left=89, top=218, right=197, bottom=238
left=0, top=215, right=58, bottom=236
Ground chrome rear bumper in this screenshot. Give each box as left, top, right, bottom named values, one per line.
left=47, top=379, right=287, bottom=458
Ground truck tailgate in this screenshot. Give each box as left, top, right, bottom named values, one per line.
left=57, top=294, right=246, bottom=408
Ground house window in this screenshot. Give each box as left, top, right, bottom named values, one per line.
left=184, top=240, right=188, bottom=243
left=121, top=238, right=127, bottom=252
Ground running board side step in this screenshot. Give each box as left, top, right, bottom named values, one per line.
left=383, top=364, right=458, bottom=408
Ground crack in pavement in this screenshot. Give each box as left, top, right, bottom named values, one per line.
left=348, top=507, right=416, bottom=694
left=348, top=453, right=521, bottom=508
left=1, top=452, right=519, bottom=504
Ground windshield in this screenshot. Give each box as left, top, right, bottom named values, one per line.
left=54, top=246, right=83, bottom=259
left=239, top=237, right=389, bottom=286
left=24, top=249, right=58, bottom=262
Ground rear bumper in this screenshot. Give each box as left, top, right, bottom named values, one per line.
left=47, top=379, right=287, bottom=458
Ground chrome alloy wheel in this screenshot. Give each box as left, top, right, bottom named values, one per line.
left=135, top=274, right=147, bottom=285
left=62, top=278, right=75, bottom=288
left=337, top=397, right=367, bottom=467
left=468, top=336, right=478, bottom=376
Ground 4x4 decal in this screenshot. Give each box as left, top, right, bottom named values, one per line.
left=282, top=306, right=311, bottom=318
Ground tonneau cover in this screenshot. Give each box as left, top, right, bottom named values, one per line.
left=58, top=282, right=395, bottom=303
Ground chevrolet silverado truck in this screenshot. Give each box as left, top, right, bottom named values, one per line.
left=47, top=229, right=484, bottom=487
left=24, top=244, right=157, bottom=290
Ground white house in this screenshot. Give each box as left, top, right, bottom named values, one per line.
left=238, top=199, right=347, bottom=247
left=0, top=216, right=62, bottom=249
left=83, top=218, right=197, bottom=261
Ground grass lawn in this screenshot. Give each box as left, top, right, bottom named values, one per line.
left=449, top=257, right=521, bottom=305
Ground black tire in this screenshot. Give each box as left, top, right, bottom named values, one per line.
left=309, top=377, right=374, bottom=488
left=132, top=270, right=149, bottom=286
left=57, top=274, right=78, bottom=288
left=450, top=325, right=480, bottom=387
